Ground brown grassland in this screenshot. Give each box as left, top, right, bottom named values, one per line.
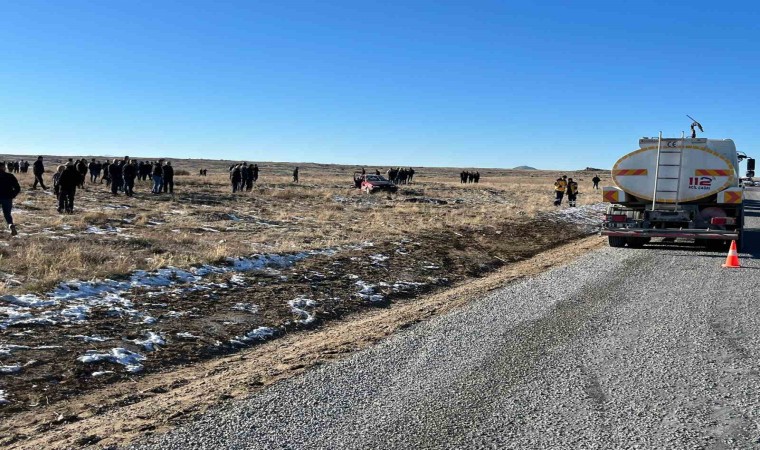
left=0, top=155, right=610, bottom=448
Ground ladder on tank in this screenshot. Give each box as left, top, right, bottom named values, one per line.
left=651, top=131, right=685, bottom=210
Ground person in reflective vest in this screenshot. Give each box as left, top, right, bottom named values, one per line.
left=566, top=178, right=579, bottom=207
left=553, top=177, right=567, bottom=206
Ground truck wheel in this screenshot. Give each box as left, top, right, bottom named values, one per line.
left=608, top=236, right=626, bottom=248
left=626, top=237, right=650, bottom=248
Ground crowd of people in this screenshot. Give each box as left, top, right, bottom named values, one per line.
left=228, top=162, right=260, bottom=192
left=1, top=160, right=32, bottom=174
left=385, top=167, right=414, bottom=185
left=4, top=156, right=182, bottom=215
left=460, top=171, right=480, bottom=183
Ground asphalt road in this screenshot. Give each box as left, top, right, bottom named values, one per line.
left=135, top=189, right=760, bottom=450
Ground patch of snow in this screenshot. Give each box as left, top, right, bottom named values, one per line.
left=176, top=332, right=200, bottom=339
left=0, top=345, right=30, bottom=356
left=229, top=274, right=246, bottom=285
left=355, top=281, right=385, bottom=303
left=70, top=335, right=110, bottom=343
left=0, top=390, right=8, bottom=404
left=230, top=327, right=276, bottom=346
left=0, top=364, right=22, bottom=374
left=231, top=302, right=258, bottom=314
left=392, top=281, right=426, bottom=293
left=77, top=348, right=146, bottom=373
left=132, top=331, right=165, bottom=351
left=84, top=225, right=121, bottom=234
left=92, top=371, right=114, bottom=377
left=369, top=254, right=389, bottom=265
left=542, top=202, right=606, bottom=232
left=288, top=298, right=318, bottom=325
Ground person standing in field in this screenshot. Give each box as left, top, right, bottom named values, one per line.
left=52, top=165, right=65, bottom=201
left=592, top=175, right=601, bottom=190
left=252, top=164, right=258, bottom=182
left=293, top=167, right=299, bottom=183
left=566, top=177, right=579, bottom=207
left=553, top=177, right=566, bottom=206
left=32, top=156, right=47, bottom=190
left=245, top=164, right=254, bottom=191
left=230, top=164, right=242, bottom=193
left=162, top=161, right=174, bottom=194
left=110, top=159, right=123, bottom=195
left=151, top=160, right=163, bottom=194
left=58, top=162, right=80, bottom=213
left=76, top=159, right=88, bottom=188
left=123, top=160, right=137, bottom=196
left=0, top=163, right=20, bottom=236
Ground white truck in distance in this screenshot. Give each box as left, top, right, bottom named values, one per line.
left=601, top=136, right=747, bottom=249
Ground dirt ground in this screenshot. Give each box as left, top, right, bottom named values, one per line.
left=0, top=235, right=605, bottom=450
left=0, top=156, right=610, bottom=447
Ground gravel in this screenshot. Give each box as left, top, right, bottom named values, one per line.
left=133, top=190, right=760, bottom=450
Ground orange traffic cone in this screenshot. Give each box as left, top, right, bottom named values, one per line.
left=722, top=240, right=741, bottom=268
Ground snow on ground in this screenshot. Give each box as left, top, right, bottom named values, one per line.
left=230, top=327, right=276, bottom=346
left=77, top=348, right=146, bottom=373
left=0, top=390, right=8, bottom=404
left=0, top=244, right=372, bottom=332
left=0, top=364, right=22, bottom=374
left=132, top=331, right=165, bottom=351
left=176, top=332, right=200, bottom=339
left=231, top=303, right=258, bottom=314
left=355, top=281, right=385, bottom=303
left=391, top=281, right=426, bottom=293
left=288, top=298, right=318, bottom=325
left=542, top=202, right=606, bottom=232
left=70, top=334, right=110, bottom=342
left=369, top=254, right=389, bottom=265
left=83, top=225, right=122, bottom=234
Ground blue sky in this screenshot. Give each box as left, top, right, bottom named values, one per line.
left=1, top=1, right=758, bottom=170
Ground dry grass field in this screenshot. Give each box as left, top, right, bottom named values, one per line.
left=0, top=154, right=610, bottom=428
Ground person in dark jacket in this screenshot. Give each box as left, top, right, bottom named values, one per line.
left=32, top=156, right=47, bottom=190
left=151, top=161, right=163, bottom=194
left=52, top=165, right=65, bottom=200
left=0, top=164, right=20, bottom=235
left=592, top=175, right=601, bottom=190
left=245, top=164, right=254, bottom=191
left=101, top=161, right=111, bottom=186
left=58, top=163, right=80, bottom=213
left=76, top=159, right=88, bottom=188
left=230, top=164, right=242, bottom=193
left=122, top=161, right=137, bottom=196
left=161, top=161, right=174, bottom=194
left=88, top=159, right=101, bottom=183
left=252, top=164, right=259, bottom=182
left=109, top=159, right=123, bottom=195
left=293, top=167, right=299, bottom=183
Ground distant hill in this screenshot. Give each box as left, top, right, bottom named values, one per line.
left=513, top=165, right=537, bottom=170
left=583, top=167, right=606, bottom=171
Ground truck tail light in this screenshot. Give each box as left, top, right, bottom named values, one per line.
left=607, top=214, right=628, bottom=223
left=710, top=217, right=736, bottom=225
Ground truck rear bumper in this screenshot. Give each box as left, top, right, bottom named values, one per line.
left=601, top=229, right=739, bottom=240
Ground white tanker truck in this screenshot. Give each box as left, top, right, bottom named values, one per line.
left=601, top=130, right=750, bottom=249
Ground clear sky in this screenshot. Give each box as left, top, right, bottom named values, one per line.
left=1, top=1, right=758, bottom=170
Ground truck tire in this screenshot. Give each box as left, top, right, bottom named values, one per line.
left=608, top=236, right=626, bottom=248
